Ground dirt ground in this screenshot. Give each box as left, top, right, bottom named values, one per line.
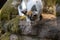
left=42, top=13, right=56, bottom=20
left=41, top=13, right=60, bottom=31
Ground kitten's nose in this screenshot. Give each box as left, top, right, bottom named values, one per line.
left=30, top=14, right=37, bottom=21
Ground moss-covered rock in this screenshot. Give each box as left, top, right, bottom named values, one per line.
left=0, top=32, right=10, bottom=40
left=0, top=0, right=21, bottom=38
left=1, top=0, right=19, bottom=21
left=1, top=0, right=21, bottom=31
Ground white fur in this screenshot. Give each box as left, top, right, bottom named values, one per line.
left=18, top=0, right=43, bottom=16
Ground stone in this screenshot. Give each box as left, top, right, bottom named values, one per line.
left=10, top=34, right=18, bottom=40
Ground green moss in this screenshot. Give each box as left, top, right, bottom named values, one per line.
left=0, top=0, right=20, bottom=35
left=0, top=16, right=20, bottom=40
left=10, top=16, right=20, bottom=33
left=0, top=32, right=10, bottom=40
left=3, top=16, right=20, bottom=33
left=1, top=0, right=19, bottom=28
left=56, top=12, right=60, bottom=17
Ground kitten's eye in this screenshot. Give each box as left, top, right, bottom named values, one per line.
left=30, top=14, right=37, bottom=21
